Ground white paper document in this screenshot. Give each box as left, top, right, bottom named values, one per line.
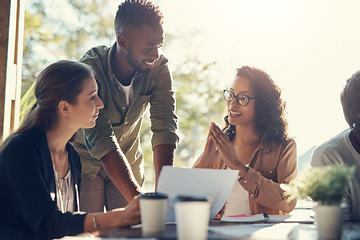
left=157, top=166, right=239, bottom=222
left=221, top=213, right=314, bottom=223
left=208, top=223, right=300, bottom=239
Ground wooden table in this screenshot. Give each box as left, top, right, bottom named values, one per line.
left=98, top=221, right=360, bottom=239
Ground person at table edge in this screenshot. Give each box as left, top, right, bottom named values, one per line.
left=194, top=66, right=297, bottom=216
left=0, top=60, right=140, bottom=240
left=71, top=0, right=179, bottom=212
left=310, top=70, right=360, bottom=221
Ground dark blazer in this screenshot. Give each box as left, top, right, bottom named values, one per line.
left=0, top=129, right=86, bottom=240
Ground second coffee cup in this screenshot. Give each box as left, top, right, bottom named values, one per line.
left=175, top=195, right=211, bottom=240
left=139, top=192, right=168, bottom=236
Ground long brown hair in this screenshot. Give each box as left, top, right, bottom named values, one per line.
left=1, top=60, right=93, bottom=148
left=223, top=66, right=289, bottom=148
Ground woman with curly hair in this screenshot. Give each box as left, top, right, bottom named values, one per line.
left=194, top=66, right=297, bottom=216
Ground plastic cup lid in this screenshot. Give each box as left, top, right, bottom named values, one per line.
left=175, top=195, right=209, bottom=202
left=140, top=192, right=168, bottom=199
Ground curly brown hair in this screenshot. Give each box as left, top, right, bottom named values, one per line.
left=222, top=66, right=289, bottom=148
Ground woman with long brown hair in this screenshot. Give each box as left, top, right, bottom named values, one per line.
left=0, top=60, right=140, bottom=240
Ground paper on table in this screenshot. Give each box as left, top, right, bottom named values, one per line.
left=221, top=214, right=268, bottom=223
left=208, top=224, right=273, bottom=238
left=266, top=214, right=313, bottom=223
left=157, top=166, right=239, bottom=222
left=221, top=212, right=314, bottom=223
left=208, top=223, right=300, bottom=239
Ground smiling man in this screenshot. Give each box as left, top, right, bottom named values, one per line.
left=72, top=0, right=179, bottom=213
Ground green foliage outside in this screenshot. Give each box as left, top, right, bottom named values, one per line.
left=21, top=0, right=226, bottom=188
left=22, top=0, right=116, bottom=112
left=282, top=164, right=355, bottom=205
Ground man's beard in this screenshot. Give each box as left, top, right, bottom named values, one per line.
left=127, top=46, right=150, bottom=73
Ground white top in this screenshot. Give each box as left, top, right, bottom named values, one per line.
left=114, top=75, right=134, bottom=107
left=224, top=165, right=250, bottom=216
left=53, top=165, right=75, bottom=213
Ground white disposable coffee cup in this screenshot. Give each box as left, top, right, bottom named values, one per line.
left=139, top=192, right=168, bottom=236
left=175, top=195, right=211, bottom=240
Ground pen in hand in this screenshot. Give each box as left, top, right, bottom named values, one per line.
left=263, top=213, right=270, bottom=222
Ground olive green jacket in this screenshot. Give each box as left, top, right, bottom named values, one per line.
left=72, top=43, right=179, bottom=184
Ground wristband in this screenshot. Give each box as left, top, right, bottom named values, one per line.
left=93, top=213, right=99, bottom=230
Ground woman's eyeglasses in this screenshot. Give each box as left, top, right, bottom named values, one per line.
left=223, top=90, right=255, bottom=106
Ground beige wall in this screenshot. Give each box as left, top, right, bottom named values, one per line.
left=0, top=0, right=25, bottom=140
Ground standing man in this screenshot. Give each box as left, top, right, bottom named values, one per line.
left=310, top=70, right=360, bottom=221
left=72, top=0, right=178, bottom=212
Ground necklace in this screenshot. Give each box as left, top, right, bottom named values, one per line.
left=50, top=148, right=69, bottom=179
left=53, top=165, right=68, bottom=213
left=50, top=147, right=70, bottom=213
left=58, top=178, right=65, bottom=196
left=58, top=178, right=65, bottom=212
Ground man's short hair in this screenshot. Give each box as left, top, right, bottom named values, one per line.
left=114, top=0, right=164, bottom=35
left=341, top=71, right=360, bottom=130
